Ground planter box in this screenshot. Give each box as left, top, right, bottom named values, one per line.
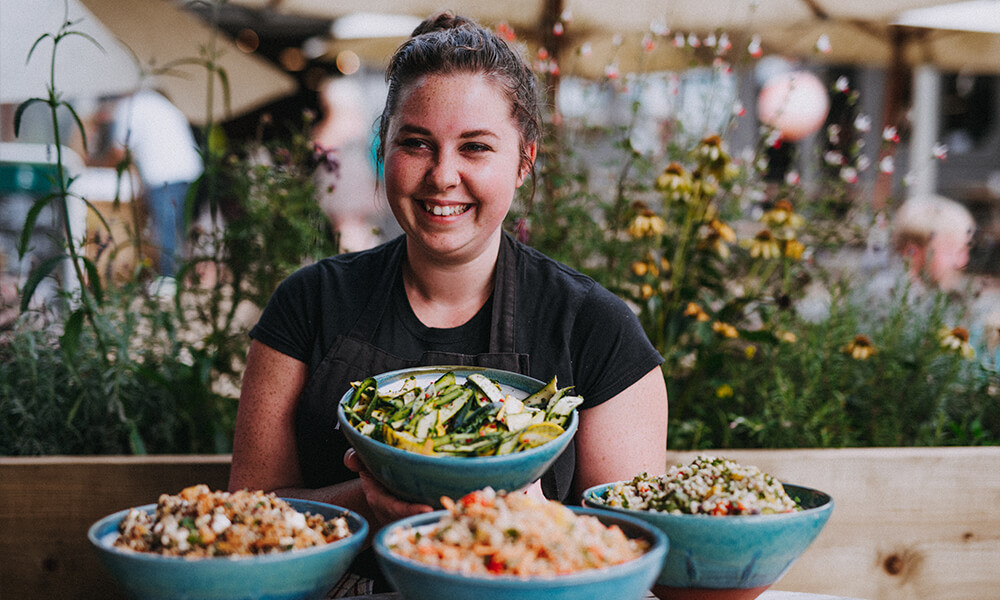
left=1, top=448, right=997, bottom=600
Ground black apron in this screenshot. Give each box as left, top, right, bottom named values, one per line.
left=295, top=232, right=575, bottom=498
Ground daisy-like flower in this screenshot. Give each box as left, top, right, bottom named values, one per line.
left=932, top=142, right=949, bottom=161
left=761, top=199, right=805, bottom=233
left=712, top=321, right=739, bottom=338
left=882, top=126, right=900, bottom=143
left=628, top=210, right=667, bottom=239
left=842, top=334, right=876, bottom=360
left=694, top=135, right=731, bottom=179
left=748, top=34, right=762, bottom=58
left=578, top=42, right=593, bottom=57
left=716, top=384, right=734, bottom=399
left=683, top=302, right=711, bottom=322
left=655, top=163, right=693, bottom=202
left=840, top=166, right=859, bottom=184
left=784, top=238, right=806, bottom=260
left=939, top=327, right=975, bottom=359
left=854, top=114, right=872, bottom=133
left=701, top=219, right=738, bottom=259
left=824, top=150, right=845, bottom=166
left=748, top=229, right=781, bottom=259
left=879, top=155, right=895, bottom=174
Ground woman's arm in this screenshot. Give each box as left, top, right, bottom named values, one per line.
left=229, top=340, right=430, bottom=527
left=571, top=366, right=668, bottom=500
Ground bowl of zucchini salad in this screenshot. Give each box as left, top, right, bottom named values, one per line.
left=88, top=485, right=368, bottom=600
left=374, top=487, right=668, bottom=600
left=583, top=455, right=833, bottom=600
left=337, top=366, right=581, bottom=506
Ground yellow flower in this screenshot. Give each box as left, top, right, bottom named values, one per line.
left=784, top=239, right=806, bottom=260
left=694, top=135, right=732, bottom=180
left=748, top=230, right=781, bottom=259
left=712, top=321, right=739, bottom=338
left=762, top=199, right=806, bottom=230
left=938, top=326, right=975, bottom=359
left=842, top=334, right=876, bottom=360
left=744, top=344, right=757, bottom=359
left=716, top=384, right=734, bottom=398
left=630, top=261, right=648, bottom=277
left=628, top=213, right=667, bottom=238
left=684, top=302, right=711, bottom=322
left=776, top=330, right=798, bottom=344
left=640, top=283, right=655, bottom=299
left=660, top=256, right=671, bottom=273
left=701, top=219, right=737, bottom=259
left=655, top=163, right=692, bottom=203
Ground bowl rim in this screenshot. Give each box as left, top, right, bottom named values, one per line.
left=87, top=497, right=369, bottom=564
left=336, top=365, right=579, bottom=464
left=373, top=505, right=668, bottom=585
left=581, top=481, right=833, bottom=520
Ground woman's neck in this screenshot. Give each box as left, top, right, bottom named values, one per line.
left=401, top=235, right=501, bottom=329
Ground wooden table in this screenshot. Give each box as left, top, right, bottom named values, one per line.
left=339, top=592, right=866, bottom=600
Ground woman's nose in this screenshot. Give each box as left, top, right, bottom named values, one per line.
left=425, top=150, right=460, bottom=190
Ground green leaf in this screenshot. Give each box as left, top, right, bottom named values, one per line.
left=17, top=194, right=56, bottom=259
left=19, top=254, right=66, bottom=313
left=80, top=256, right=103, bottom=304
left=14, top=98, right=46, bottom=137
left=60, top=309, right=85, bottom=364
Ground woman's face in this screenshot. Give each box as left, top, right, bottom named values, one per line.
left=383, top=72, right=534, bottom=264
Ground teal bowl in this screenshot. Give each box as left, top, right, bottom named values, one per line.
left=374, top=506, right=668, bottom=600
left=337, top=366, right=578, bottom=507
left=88, top=498, right=368, bottom=600
left=583, top=482, right=833, bottom=600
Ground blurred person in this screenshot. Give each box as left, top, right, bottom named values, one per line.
left=892, top=194, right=975, bottom=292
left=312, top=77, right=394, bottom=252
left=104, top=87, right=203, bottom=292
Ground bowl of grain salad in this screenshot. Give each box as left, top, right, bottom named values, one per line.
left=88, top=485, right=368, bottom=600
left=583, top=455, right=833, bottom=600
left=373, top=487, right=668, bottom=600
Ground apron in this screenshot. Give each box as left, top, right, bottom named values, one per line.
left=295, top=233, right=575, bottom=592
left=295, top=232, right=576, bottom=495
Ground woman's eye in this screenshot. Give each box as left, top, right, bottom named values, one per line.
left=399, top=138, right=430, bottom=149
left=462, top=142, right=492, bottom=153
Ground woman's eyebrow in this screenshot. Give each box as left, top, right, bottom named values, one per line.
left=396, top=124, right=498, bottom=140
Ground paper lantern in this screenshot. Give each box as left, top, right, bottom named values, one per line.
left=757, top=71, right=830, bottom=141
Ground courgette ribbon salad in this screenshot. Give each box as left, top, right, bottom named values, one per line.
left=342, top=372, right=582, bottom=456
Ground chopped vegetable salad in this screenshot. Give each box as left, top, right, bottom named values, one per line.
left=387, top=488, right=649, bottom=576
left=595, top=455, right=801, bottom=515
left=343, top=371, right=582, bottom=457
left=114, top=485, right=352, bottom=557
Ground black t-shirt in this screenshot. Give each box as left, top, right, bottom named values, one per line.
left=251, top=234, right=662, bottom=408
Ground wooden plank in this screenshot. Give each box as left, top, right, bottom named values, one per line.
left=666, top=448, right=1000, bottom=600
left=0, top=455, right=231, bottom=600
left=2, top=449, right=998, bottom=600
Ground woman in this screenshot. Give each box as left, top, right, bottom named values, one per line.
left=230, top=11, right=667, bottom=588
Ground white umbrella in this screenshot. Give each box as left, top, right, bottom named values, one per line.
left=78, top=0, right=298, bottom=126
left=0, top=0, right=140, bottom=103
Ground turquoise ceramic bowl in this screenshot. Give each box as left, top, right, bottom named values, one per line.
left=583, top=483, right=833, bottom=600
left=374, top=506, right=668, bottom=600
left=337, top=366, right=578, bottom=507
left=88, top=499, right=368, bottom=600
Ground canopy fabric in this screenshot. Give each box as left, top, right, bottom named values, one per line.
left=78, top=0, right=297, bottom=125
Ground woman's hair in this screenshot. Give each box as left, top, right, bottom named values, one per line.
left=892, top=194, right=975, bottom=250
left=375, top=12, right=541, bottom=188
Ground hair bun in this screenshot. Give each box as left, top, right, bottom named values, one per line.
left=411, top=11, right=476, bottom=36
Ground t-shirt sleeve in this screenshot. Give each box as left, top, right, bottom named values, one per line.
left=570, top=284, right=663, bottom=408
left=249, top=266, right=319, bottom=364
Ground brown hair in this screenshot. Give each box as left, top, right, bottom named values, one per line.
left=375, top=12, right=541, bottom=191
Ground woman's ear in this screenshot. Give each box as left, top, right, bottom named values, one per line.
left=518, top=141, right=538, bottom=186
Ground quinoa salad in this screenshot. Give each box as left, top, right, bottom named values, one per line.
left=595, top=455, right=801, bottom=516
left=386, top=487, right=649, bottom=576
left=114, top=485, right=352, bottom=557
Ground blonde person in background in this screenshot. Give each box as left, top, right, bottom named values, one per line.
left=892, top=194, right=976, bottom=292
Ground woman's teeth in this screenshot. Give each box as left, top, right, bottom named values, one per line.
left=423, top=202, right=470, bottom=216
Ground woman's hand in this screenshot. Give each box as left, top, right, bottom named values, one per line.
left=344, top=448, right=433, bottom=526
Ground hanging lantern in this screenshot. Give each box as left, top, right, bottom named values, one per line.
left=756, top=70, right=830, bottom=141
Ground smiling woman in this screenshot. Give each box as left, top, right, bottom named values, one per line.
left=228, top=11, right=668, bottom=595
